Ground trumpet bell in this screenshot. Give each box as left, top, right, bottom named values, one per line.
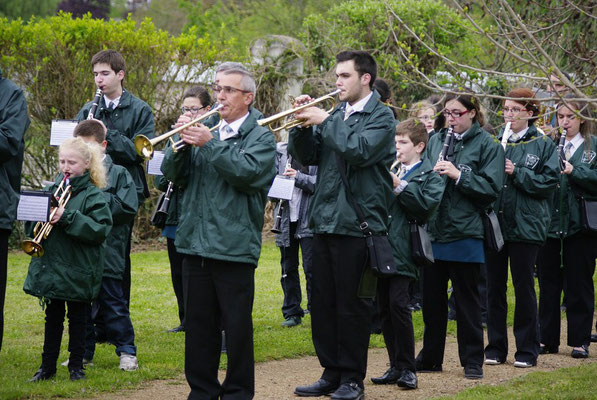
left=21, top=239, right=44, bottom=257
left=134, top=135, right=154, bottom=160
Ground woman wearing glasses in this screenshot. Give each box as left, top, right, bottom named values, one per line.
left=156, top=86, right=211, bottom=333
left=409, top=101, right=439, bottom=135
left=536, top=95, right=597, bottom=359
left=484, top=88, right=559, bottom=368
left=416, top=92, right=505, bottom=380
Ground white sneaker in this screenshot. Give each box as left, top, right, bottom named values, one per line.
left=119, top=353, right=138, bottom=371
left=60, top=358, right=93, bottom=367
left=484, top=358, right=502, bottom=365
left=513, top=360, right=535, bottom=368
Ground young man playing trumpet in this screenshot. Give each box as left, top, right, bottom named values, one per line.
left=290, top=50, right=395, bottom=400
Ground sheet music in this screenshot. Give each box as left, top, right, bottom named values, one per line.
left=50, top=120, right=78, bottom=146
left=17, top=191, right=51, bottom=222
left=147, top=151, right=164, bottom=176
left=267, top=175, right=295, bottom=200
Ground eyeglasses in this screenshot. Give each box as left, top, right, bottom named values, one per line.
left=180, top=106, right=207, bottom=114
left=211, top=85, right=252, bottom=95
left=442, top=109, right=470, bottom=118
left=502, top=107, right=527, bottom=114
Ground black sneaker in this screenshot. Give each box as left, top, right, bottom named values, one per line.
left=29, top=368, right=56, bottom=382
left=464, top=365, right=483, bottom=379
left=281, top=315, right=302, bottom=327
left=69, top=368, right=86, bottom=381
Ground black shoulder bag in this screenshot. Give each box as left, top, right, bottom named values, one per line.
left=409, top=221, right=434, bottom=267
left=570, top=182, right=597, bottom=234
left=482, top=209, right=504, bottom=252
left=335, top=154, right=398, bottom=279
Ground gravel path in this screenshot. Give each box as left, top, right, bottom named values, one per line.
left=82, top=317, right=596, bottom=400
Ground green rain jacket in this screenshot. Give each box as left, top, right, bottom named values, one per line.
left=388, top=157, right=444, bottom=279
left=0, top=68, right=29, bottom=230
left=77, top=89, right=154, bottom=203
left=288, top=90, right=396, bottom=236
left=425, top=122, right=505, bottom=242
left=161, top=108, right=276, bottom=265
left=23, top=172, right=113, bottom=302
left=103, top=155, right=138, bottom=279
left=495, top=125, right=559, bottom=244
left=546, top=135, right=597, bottom=238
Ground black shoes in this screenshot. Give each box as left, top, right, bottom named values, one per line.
left=591, top=334, right=597, bottom=343
left=370, top=366, right=400, bottom=384
left=539, top=345, right=559, bottom=355
left=69, top=368, right=86, bottom=381
left=29, top=368, right=56, bottom=382
left=168, top=324, right=185, bottom=333
left=407, top=302, right=422, bottom=312
left=464, top=365, right=483, bottom=380
left=571, top=344, right=589, bottom=359
left=281, top=315, right=302, bottom=327
left=330, top=382, right=364, bottom=400
left=396, top=369, right=417, bottom=390
left=295, top=379, right=339, bottom=397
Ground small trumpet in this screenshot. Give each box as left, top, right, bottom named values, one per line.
left=21, top=175, right=72, bottom=257
left=134, top=104, right=223, bottom=160
left=258, top=89, right=342, bottom=133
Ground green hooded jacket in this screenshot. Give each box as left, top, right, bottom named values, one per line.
left=495, top=125, right=559, bottom=244
left=288, top=90, right=396, bottom=236
left=161, top=108, right=276, bottom=265
left=76, top=89, right=154, bottom=203
left=103, top=155, right=138, bottom=279
left=425, top=122, right=505, bottom=242
left=0, top=68, right=29, bottom=230
left=23, top=172, right=113, bottom=302
left=546, top=135, right=597, bottom=238
left=388, top=157, right=444, bottom=279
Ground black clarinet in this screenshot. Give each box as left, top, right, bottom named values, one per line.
left=87, top=88, right=103, bottom=120
left=558, top=128, right=567, bottom=171
left=438, top=125, right=454, bottom=162
left=151, top=181, right=174, bottom=229
left=271, top=201, right=284, bottom=234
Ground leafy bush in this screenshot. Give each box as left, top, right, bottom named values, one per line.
left=0, top=13, right=237, bottom=243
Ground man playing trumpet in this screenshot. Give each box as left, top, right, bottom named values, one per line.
left=290, top=50, right=396, bottom=400
left=161, top=65, right=276, bottom=399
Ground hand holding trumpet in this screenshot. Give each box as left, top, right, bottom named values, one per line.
left=177, top=113, right=213, bottom=148
left=293, top=94, right=331, bottom=127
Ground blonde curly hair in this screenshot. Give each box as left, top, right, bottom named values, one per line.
left=59, top=137, right=107, bottom=189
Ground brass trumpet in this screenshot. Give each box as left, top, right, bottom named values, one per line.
left=21, top=175, right=72, bottom=257
left=134, top=104, right=223, bottom=160
left=258, top=89, right=342, bottom=133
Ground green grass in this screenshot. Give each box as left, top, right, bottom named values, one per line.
left=438, top=363, right=597, bottom=399
left=0, top=239, right=594, bottom=399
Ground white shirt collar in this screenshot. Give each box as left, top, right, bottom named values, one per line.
left=104, top=94, right=121, bottom=109
left=510, top=126, right=529, bottom=141
left=344, top=91, right=373, bottom=120
left=565, top=132, right=585, bottom=154
left=220, top=112, right=250, bottom=141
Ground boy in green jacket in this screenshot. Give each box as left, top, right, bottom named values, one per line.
left=72, top=119, right=140, bottom=371
left=371, top=118, right=443, bottom=390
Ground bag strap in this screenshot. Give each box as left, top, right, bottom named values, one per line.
left=335, top=153, right=372, bottom=236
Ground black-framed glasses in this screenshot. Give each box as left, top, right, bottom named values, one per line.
left=442, top=109, right=470, bottom=118
left=502, top=107, right=527, bottom=114
left=211, top=85, right=252, bottom=95
left=180, top=106, right=207, bottom=114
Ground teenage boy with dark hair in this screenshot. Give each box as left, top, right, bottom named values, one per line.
left=371, top=118, right=443, bottom=390
left=291, top=50, right=395, bottom=400
left=66, top=119, right=140, bottom=371
left=76, top=49, right=154, bottom=307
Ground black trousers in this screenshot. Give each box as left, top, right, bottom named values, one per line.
left=183, top=255, right=255, bottom=400
left=485, top=242, right=539, bottom=363
left=122, top=219, right=134, bottom=308
left=0, top=229, right=9, bottom=353
left=168, top=237, right=186, bottom=325
left=311, top=234, right=373, bottom=386
left=279, top=222, right=313, bottom=318
left=42, top=299, right=87, bottom=372
left=537, top=234, right=596, bottom=348
left=377, top=275, right=415, bottom=372
left=418, top=260, right=484, bottom=368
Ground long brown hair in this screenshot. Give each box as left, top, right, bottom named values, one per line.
left=556, top=94, right=594, bottom=149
